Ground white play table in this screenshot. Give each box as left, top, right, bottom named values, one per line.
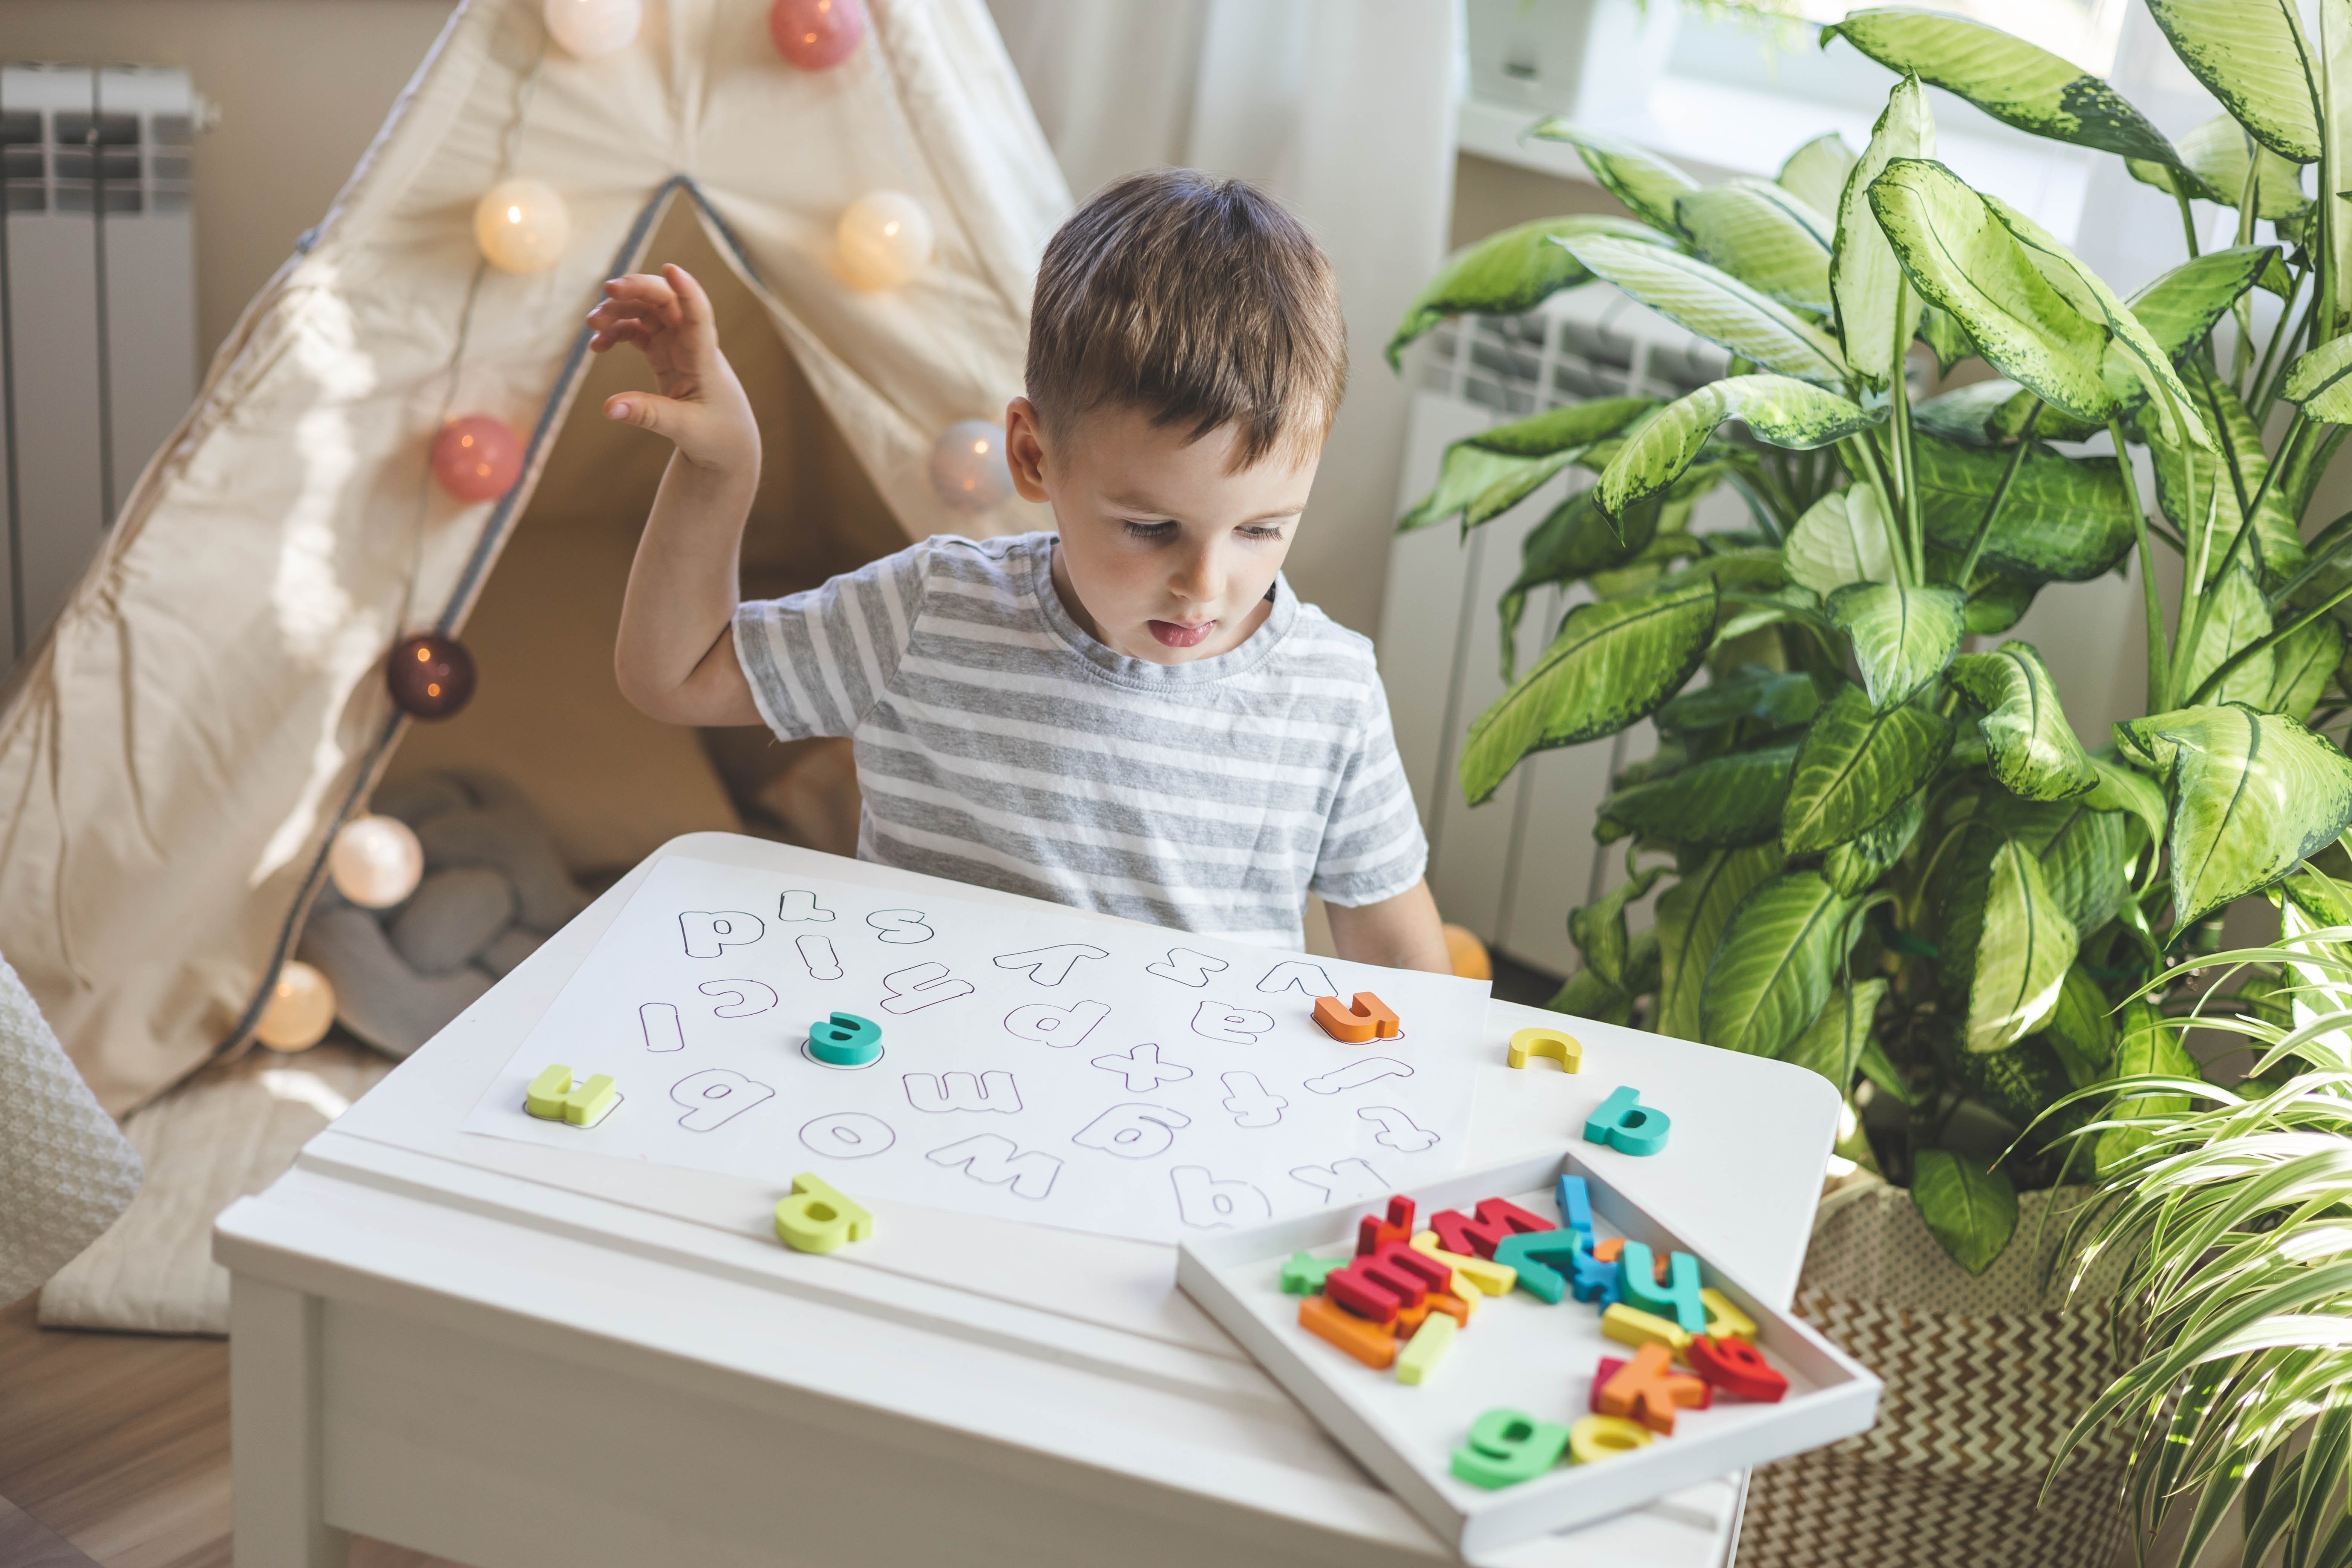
left=214, top=834, right=1841, bottom=1568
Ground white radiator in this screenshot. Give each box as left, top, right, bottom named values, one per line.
left=1376, top=287, right=1742, bottom=980
left=1, top=63, right=197, bottom=672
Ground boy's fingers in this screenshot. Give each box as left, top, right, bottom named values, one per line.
left=600, top=272, right=685, bottom=328
left=603, top=390, right=688, bottom=436
left=663, top=264, right=717, bottom=335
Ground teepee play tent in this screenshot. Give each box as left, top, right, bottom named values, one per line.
left=0, top=0, right=1071, bottom=1114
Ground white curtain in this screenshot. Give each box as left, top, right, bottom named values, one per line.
left=985, top=0, right=1464, bottom=638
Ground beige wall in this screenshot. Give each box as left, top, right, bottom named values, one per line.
left=1449, top=149, right=1628, bottom=250
left=1, top=0, right=459, bottom=368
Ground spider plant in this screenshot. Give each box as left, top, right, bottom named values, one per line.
left=1389, top=2, right=2352, bottom=1274
left=2049, top=880, right=2352, bottom=1568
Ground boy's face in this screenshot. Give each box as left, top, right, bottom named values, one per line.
left=1004, top=398, right=1320, bottom=665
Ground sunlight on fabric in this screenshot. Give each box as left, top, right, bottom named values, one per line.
left=259, top=1067, right=353, bottom=1121
left=254, top=272, right=388, bottom=887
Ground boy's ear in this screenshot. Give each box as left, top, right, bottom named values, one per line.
left=1003, top=397, right=1052, bottom=504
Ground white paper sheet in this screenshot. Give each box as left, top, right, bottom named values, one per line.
left=461, top=858, right=1496, bottom=1243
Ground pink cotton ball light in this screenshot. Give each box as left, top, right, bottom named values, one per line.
left=770, top=0, right=864, bottom=69
left=433, top=415, right=524, bottom=501
left=929, top=420, right=1013, bottom=512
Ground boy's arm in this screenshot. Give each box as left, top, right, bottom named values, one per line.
left=1324, top=880, right=1453, bottom=974
left=598, top=264, right=767, bottom=727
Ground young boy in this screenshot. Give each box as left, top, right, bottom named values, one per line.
left=594, top=168, right=1447, bottom=971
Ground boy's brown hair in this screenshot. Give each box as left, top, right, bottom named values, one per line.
left=1026, top=168, right=1347, bottom=469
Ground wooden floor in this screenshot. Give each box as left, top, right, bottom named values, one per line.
left=0, top=1296, right=456, bottom=1568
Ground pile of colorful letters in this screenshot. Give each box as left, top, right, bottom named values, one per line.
left=1279, top=1173, right=1788, bottom=1488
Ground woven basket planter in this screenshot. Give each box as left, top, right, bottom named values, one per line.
left=1736, top=1178, right=2133, bottom=1568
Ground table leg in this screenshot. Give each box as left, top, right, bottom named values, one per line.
left=230, top=1277, right=348, bottom=1568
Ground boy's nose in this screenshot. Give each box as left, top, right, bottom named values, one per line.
left=1170, top=548, right=1222, bottom=602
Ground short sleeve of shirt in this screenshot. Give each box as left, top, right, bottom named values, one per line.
left=732, top=539, right=931, bottom=741
left=1309, top=674, right=1430, bottom=908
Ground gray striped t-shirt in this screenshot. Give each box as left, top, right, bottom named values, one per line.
left=733, top=531, right=1427, bottom=946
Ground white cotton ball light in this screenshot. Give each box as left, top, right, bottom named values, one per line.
left=474, top=178, right=571, bottom=274
left=256, top=961, right=337, bottom=1052
left=544, top=0, right=642, bottom=57
left=836, top=192, right=934, bottom=291
left=329, top=813, right=424, bottom=909
left=928, top=420, right=1014, bottom=512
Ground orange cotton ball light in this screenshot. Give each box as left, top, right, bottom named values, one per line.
left=928, top=420, right=1013, bottom=512
left=387, top=633, right=477, bottom=721
left=256, top=961, right=337, bottom=1052
left=770, top=0, right=864, bottom=69
left=328, top=813, right=424, bottom=909
left=543, top=0, right=641, bottom=57
left=836, top=191, right=933, bottom=291
left=432, top=415, right=524, bottom=502
left=473, top=177, right=571, bottom=273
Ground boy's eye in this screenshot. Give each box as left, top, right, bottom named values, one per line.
left=1239, top=524, right=1287, bottom=541
left=1121, top=519, right=1177, bottom=540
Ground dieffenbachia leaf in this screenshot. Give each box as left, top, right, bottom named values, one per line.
left=1654, top=842, right=1785, bottom=1041
left=2086, top=752, right=2170, bottom=851
left=1986, top=792, right=2132, bottom=936
left=1908, top=1148, right=2017, bottom=1275
left=1948, top=640, right=2100, bottom=801
left=1823, top=9, right=2184, bottom=168
left=2131, top=245, right=2285, bottom=363
left=1913, top=430, right=2137, bottom=582
left=1981, top=193, right=2215, bottom=450
left=2144, top=0, right=2322, bottom=164
left=1785, top=978, right=1889, bottom=1091
left=1785, top=487, right=1897, bottom=596
left=1700, top=871, right=1863, bottom=1058
left=2043, top=963, right=2117, bottom=1083
left=1781, top=685, right=1951, bottom=855
left=2286, top=335, right=2352, bottom=423
left=2115, top=703, right=2352, bottom=926
left=1459, top=579, right=1718, bottom=804
left=1388, top=216, right=1669, bottom=366
left=1594, top=375, right=1872, bottom=518
left=1527, top=122, right=1701, bottom=233
left=1598, top=743, right=1799, bottom=848
left=2143, top=362, right=2304, bottom=584
left=1676, top=179, right=1835, bottom=310
left=1654, top=667, right=1822, bottom=734
left=1569, top=867, right=1668, bottom=991
left=2261, top=615, right=2343, bottom=717
left=1823, top=789, right=1924, bottom=896
left=1825, top=582, right=1967, bottom=710
left=1834, top=75, right=1935, bottom=386
left=2127, top=115, right=2314, bottom=215
left=1398, top=397, right=1657, bottom=534
left=2177, top=565, right=2276, bottom=707
left=1868, top=159, right=2115, bottom=425
left=1778, top=132, right=1858, bottom=217
left=1560, top=235, right=1852, bottom=385
left=1966, top=838, right=2079, bottom=1052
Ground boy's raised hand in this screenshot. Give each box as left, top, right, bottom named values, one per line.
left=588, top=263, right=758, bottom=471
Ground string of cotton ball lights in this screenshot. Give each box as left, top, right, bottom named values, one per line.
left=544, top=0, right=641, bottom=58
left=770, top=0, right=866, bottom=70
left=256, top=960, right=338, bottom=1052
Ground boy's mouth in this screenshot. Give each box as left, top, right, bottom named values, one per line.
left=1148, top=618, right=1215, bottom=649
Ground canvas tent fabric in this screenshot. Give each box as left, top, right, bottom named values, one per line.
left=0, top=0, right=1070, bottom=1116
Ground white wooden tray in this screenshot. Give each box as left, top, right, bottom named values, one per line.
left=1176, top=1148, right=1880, bottom=1560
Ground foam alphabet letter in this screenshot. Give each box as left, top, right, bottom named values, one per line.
left=772, top=1173, right=873, bottom=1254
left=1570, top=1238, right=1623, bottom=1307
left=1004, top=999, right=1111, bottom=1049
left=1557, top=1173, right=1594, bottom=1238
left=1355, top=1195, right=1416, bottom=1256
left=1701, top=1287, right=1759, bottom=1343
left=1281, top=1251, right=1344, bottom=1294
left=1492, top=1229, right=1587, bottom=1304
left=1322, top=1250, right=1433, bottom=1324
left=1430, top=1197, right=1554, bottom=1259
left=525, top=1064, right=619, bottom=1127
left=680, top=910, right=765, bottom=958
left=1568, top=1415, right=1653, bottom=1465
left=807, top=1011, right=884, bottom=1066
left=1619, top=1242, right=1707, bottom=1333
left=1395, top=1312, right=1456, bottom=1385
left=1071, top=1103, right=1190, bottom=1159
left=1507, top=1026, right=1582, bottom=1072
left=1411, top=1231, right=1516, bottom=1296
left=1298, top=1295, right=1397, bottom=1369
left=1601, top=1302, right=1692, bottom=1355
left=670, top=1067, right=773, bottom=1131
left=1584, top=1084, right=1671, bottom=1155
left=1311, top=992, right=1401, bottom=1043
left=1596, top=1343, right=1712, bottom=1435
left=1450, top=1409, right=1572, bottom=1488
left=1687, top=1334, right=1788, bottom=1402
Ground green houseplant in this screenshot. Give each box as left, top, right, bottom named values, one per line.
left=1392, top=3, right=2352, bottom=1277
left=2049, top=877, right=2352, bottom=1568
